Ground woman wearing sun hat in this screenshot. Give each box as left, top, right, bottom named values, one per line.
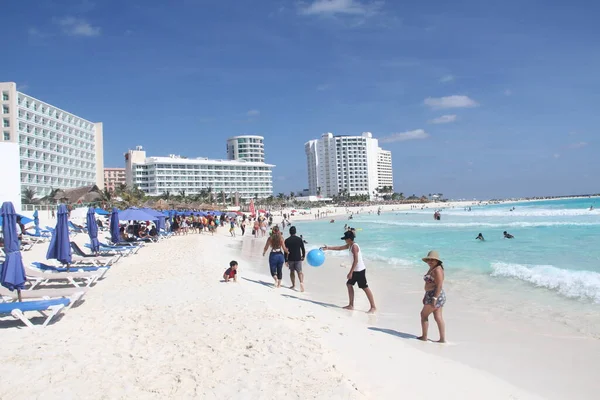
left=418, top=250, right=446, bottom=343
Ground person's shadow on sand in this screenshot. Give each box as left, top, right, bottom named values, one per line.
left=368, top=327, right=417, bottom=339
left=241, top=277, right=275, bottom=288
left=280, top=294, right=341, bottom=309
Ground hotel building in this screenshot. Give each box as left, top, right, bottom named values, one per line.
left=125, top=145, right=274, bottom=199
left=0, top=81, right=104, bottom=209
left=226, top=135, right=265, bottom=162
left=304, top=132, right=393, bottom=199
left=104, top=167, right=126, bottom=192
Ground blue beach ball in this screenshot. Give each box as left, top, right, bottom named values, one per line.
left=306, top=249, right=326, bottom=267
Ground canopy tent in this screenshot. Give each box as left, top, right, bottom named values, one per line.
left=117, top=208, right=158, bottom=222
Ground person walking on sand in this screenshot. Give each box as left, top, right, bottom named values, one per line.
left=417, top=250, right=447, bottom=343
left=263, top=225, right=288, bottom=287
left=285, top=226, right=306, bottom=292
left=321, top=231, right=376, bottom=314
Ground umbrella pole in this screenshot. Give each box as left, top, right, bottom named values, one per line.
left=17, top=289, right=22, bottom=302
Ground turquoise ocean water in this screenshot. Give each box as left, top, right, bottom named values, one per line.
left=295, top=198, right=600, bottom=305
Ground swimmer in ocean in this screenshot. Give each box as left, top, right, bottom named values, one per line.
left=476, top=233, right=485, bottom=241
left=503, top=231, right=514, bottom=239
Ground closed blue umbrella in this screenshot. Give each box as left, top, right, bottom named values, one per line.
left=1, top=202, right=27, bottom=299
left=86, top=207, right=100, bottom=253
left=110, top=207, right=120, bottom=243
left=46, top=204, right=72, bottom=265
left=33, top=210, right=40, bottom=235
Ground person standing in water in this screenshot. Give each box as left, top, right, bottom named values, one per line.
left=321, top=231, right=376, bottom=314
left=476, top=233, right=485, bottom=241
left=418, top=251, right=446, bottom=343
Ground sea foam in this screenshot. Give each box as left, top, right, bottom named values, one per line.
left=491, top=262, right=600, bottom=303
left=363, top=220, right=600, bottom=229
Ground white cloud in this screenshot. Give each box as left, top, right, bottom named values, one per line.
left=439, top=75, right=454, bottom=83
left=380, top=129, right=429, bottom=143
left=246, top=109, right=260, bottom=117
left=316, top=83, right=332, bottom=91
left=553, top=153, right=561, bottom=159
left=18, top=83, right=29, bottom=92
left=299, top=0, right=380, bottom=15
left=55, top=17, right=101, bottom=37
left=424, top=95, right=479, bottom=109
left=568, top=141, right=588, bottom=149
left=428, top=114, right=457, bottom=124
left=27, top=27, right=45, bottom=38
left=504, top=89, right=512, bottom=96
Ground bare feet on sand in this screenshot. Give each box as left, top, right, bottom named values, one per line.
left=435, top=339, right=446, bottom=343
left=290, top=285, right=295, bottom=290
left=416, top=336, right=427, bottom=341
left=367, top=308, right=377, bottom=314
left=343, top=305, right=354, bottom=310
left=300, top=283, right=305, bottom=292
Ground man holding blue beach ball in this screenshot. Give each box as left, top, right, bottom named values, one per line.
left=321, top=231, right=377, bottom=314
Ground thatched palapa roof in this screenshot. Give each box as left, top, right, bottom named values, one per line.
left=54, top=185, right=103, bottom=204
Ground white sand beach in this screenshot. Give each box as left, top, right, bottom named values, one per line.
left=1, top=220, right=564, bottom=400
left=0, top=216, right=597, bottom=399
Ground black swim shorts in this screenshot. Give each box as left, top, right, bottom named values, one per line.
left=347, top=270, right=368, bottom=289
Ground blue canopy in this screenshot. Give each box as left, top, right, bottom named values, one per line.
left=0, top=202, right=27, bottom=292
left=110, top=207, right=120, bottom=243
left=140, top=208, right=165, bottom=231
left=46, top=204, right=72, bottom=265
left=0, top=214, right=33, bottom=227
left=118, top=207, right=158, bottom=222
left=94, top=208, right=109, bottom=216
left=86, top=207, right=100, bottom=253
left=33, top=210, right=40, bottom=235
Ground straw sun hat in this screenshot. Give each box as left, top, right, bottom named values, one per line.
left=422, top=250, right=443, bottom=263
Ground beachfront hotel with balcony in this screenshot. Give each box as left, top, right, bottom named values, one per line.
left=125, top=145, right=275, bottom=200
left=226, top=135, right=265, bottom=163
left=305, top=132, right=393, bottom=199
left=104, top=167, right=126, bottom=192
left=0, top=82, right=104, bottom=209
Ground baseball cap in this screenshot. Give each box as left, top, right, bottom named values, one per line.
left=341, top=231, right=355, bottom=240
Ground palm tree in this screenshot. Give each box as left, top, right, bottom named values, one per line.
left=21, top=188, right=37, bottom=204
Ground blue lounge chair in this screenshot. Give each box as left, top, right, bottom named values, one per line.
left=0, top=298, right=70, bottom=328
left=32, top=262, right=110, bottom=273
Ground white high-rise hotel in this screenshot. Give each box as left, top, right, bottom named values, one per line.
left=125, top=136, right=274, bottom=199
left=0, top=82, right=104, bottom=210
left=305, top=132, right=393, bottom=199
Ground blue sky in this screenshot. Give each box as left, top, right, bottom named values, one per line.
left=3, top=0, right=599, bottom=199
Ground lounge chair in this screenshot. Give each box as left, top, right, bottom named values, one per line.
left=70, top=242, right=121, bottom=265
left=0, top=298, right=70, bottom=328
left=25, top=265, right=105, bottom=289
left=0, top=287, right=86, bottom=310
left=68, top=221, right=87, bottom=235
left=31, top=262, right=110, bottom=277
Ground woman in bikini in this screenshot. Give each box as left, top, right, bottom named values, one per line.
left=262, top=225, right=288, bottom=288
left=418, top=250, right=447, bottom=343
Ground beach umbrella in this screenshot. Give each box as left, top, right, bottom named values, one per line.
left=86, top=207, right=100, bottom=254
left=94, top=208, right=109, bottom=215
left=1, top=202, right=27, bottom=300
left=0, top=214, right=33, bottom=227
left=118, top=207, right=157, bottom=222
left=46, top=204, right=72, bottom=265
left=141, top=208, right=165, bottom=231
left=110, top=207, right=120, bottom=244
left=33, top=209, right=41, bottom=235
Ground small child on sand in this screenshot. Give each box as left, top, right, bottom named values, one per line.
left=223, top=260, right=238, bottom=282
